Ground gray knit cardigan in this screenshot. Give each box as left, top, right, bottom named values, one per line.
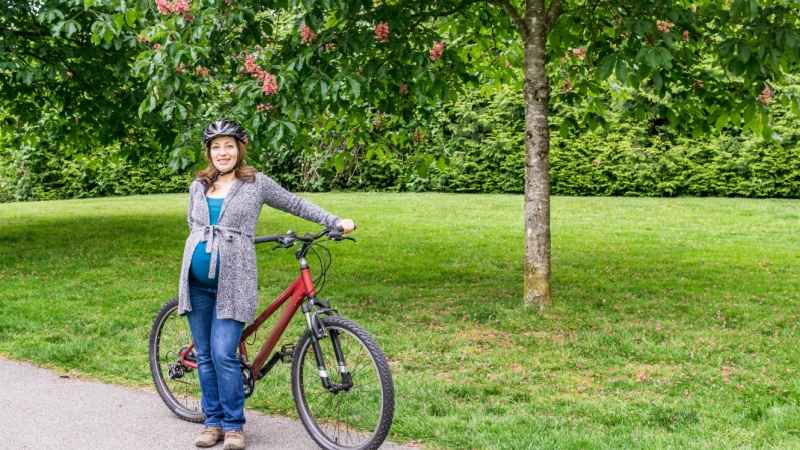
left=177, top=172, right=340, bottom=324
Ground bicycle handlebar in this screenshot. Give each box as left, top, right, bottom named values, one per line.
left=253, top=225, right=353, bottom=247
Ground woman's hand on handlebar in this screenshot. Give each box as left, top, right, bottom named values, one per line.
left=336, top=218, right=356, bottom=234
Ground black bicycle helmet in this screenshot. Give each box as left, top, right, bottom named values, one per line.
left=202, top=119, right=249, bottom=147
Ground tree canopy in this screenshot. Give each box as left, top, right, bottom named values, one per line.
left=2, top=0, right=799, bottom=307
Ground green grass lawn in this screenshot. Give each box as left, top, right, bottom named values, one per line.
left=1, top=193, right=799, bottom=449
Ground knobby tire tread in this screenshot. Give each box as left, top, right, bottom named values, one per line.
left=291, top=316, right=395, bottom=450
left=148, top=298, right=204, bottom=424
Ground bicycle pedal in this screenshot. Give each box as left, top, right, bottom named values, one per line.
left=280, top=344, right=294, bottom=363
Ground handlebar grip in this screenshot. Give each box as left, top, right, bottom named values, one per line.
left=254, top=235, right=281, bottom=244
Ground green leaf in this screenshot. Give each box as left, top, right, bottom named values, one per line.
left=416, top=159, right=429, bottom=177
left=729, top=107, right=741, bottom=127
left=177, top=104, right=187, bottom=120
left=302, top=79, right=317, bottom=98
left=652, top=73, right=663, bottom=92
left=715, top=112, right=729, bottom=130
left=558, top=119, right=572, bottom=139
left=597, top=55, right=616, bottom=80
left=333, top=152, right=345, bottom=172
left=320, top=79, right=328, bottom=97
left=51, top=21, right=65, bottom=36
left=760, top=119, right=772, bottom=140
left=615, top=60, right=628, bottom=84
left=125, top=10, right=138, bottom=27
left=749, top=0, right=759, bottom=15
left=738, top=44, right=751, bottom=63
left=137, top=97, right=149, bottom=118
left=655, top=47, right=673, bottom=69
left=162, top=102, right=174, bottom=121
left=751, top=110, right=764, bottom=135
left=272, top=123, right=284, bottom=144
left=90, top=24, right=102, bottom=45
left=348, top=77, right=360, bottom=98
left=645, top=49, right=659, bottom=69
left=587, top=113, right=601, bottom=131
left=64, top=21, right=78, bottom=38
left=42, top=9, right=64, bottom=23
left=743, top=102, right=756, bottom=126
left=103, top=28, right=114, bottom=45
left=283, top=121, right=297, bottom=135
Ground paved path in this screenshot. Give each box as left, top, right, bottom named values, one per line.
left=0, top=357, right=413, bottom=450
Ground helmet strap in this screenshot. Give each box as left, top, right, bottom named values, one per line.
left=216, top=164, right=238, bottom=177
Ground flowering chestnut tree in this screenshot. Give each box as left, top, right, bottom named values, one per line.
left=8, top=0, right=797, bottom=308
left=130, top=0, right=800, bottom=309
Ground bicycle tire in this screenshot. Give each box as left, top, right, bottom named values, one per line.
left=291, top=315, right=395, bottom=450
left=148, top=298, right=204, bottom=423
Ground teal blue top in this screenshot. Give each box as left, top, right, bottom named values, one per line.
left=189, top=197, right=224, bottom=288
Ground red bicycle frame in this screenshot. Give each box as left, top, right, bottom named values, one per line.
left=178, top=266, right=317, bottom=379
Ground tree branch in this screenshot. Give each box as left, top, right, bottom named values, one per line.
left=488, top=0, right=527, bottom=38
left=408, top=0, right=483, bottom=30
left=545, top=0, right=562, bottom=34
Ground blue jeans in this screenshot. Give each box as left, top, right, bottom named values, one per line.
left=187, top=281, right=246, bottom=431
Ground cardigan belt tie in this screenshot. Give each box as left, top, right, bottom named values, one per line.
left=202, top=225, right=253, bottom=279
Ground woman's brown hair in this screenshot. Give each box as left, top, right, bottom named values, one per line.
left=196, top=139, right=257, bottom=189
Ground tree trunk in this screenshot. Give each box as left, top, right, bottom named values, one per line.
left=522, top=0, right=551, bottom=310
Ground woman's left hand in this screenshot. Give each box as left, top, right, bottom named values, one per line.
left=337, top=218, right=356, bottom=234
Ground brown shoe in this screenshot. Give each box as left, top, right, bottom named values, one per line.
left=223, top=430, right=246, bottom=450
left=194, top=427, right=224, bottom=448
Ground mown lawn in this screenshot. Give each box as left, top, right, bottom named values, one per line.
left=1, top=193, right=799, bottom=449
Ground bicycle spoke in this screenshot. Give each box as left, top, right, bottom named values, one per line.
left=296, top=321, right=388, bottom=448
left=153, top=303, right=202, bottom=417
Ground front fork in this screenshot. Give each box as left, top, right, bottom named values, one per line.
left=303, top=298, right=353, bottom=393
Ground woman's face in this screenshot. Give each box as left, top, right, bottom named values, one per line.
left=208, top=136, right=239, bottom=173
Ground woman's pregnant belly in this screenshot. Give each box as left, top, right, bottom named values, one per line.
left=189, top=241, right=220, bottom=287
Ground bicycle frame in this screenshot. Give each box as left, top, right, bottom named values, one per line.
left=178, top=265, right=317, bottom=380
left=241, top=266, right=316, bottom=378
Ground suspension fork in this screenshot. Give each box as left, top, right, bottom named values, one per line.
left=302, top=299, right=353, bottom=392
left=330, top=329, right=353, bottom=387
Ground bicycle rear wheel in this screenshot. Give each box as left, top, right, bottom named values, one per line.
left=291, top=315, right=394, bottom=450
left=148, top=298, right=204, bottom=423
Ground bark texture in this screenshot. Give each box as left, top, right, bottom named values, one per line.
left=522, top=0, right=551, bottom=310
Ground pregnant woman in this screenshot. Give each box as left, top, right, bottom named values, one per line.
left=177, top=119, right=355, bottom=449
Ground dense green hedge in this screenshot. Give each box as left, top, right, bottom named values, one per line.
left=551, top=123, right=800, bottom=197
left=2, top=84, right=799, bottom=201
left=0, top=143, right=191, bottom=202
left=0, top=116, right=191, bottom=202
left=286, top=83, right=800, bottom=198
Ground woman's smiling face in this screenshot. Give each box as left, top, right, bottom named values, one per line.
left=208, top=136, right=239, bottom=173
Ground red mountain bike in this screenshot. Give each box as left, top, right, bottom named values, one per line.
left=148, top=228, right=394, bottom=450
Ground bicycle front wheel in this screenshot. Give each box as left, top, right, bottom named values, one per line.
left=291, top=316, right=394, bottom=450
left=148, top=298, right=204, bottom=423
